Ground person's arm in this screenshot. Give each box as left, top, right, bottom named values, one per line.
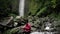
left=21, top=25, right=26, bottom=29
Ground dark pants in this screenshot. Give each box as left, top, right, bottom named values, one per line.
left=23, top=31, right=31, bottom=34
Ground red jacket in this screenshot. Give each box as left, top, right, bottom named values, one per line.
left=24, top=23, right=31, bottom=32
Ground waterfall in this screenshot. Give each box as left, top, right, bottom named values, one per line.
left=19, top=0, right=25, bottom=16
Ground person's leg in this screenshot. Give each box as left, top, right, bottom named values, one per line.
left=23, top=31, right=31, bottom=34
left=23, top=31, right=25, bottom=34
left=25, top=32, right=29, bottom=34
left=23, top=32, right=29, bottom=34
left=27, top=31, right=31, bottom=34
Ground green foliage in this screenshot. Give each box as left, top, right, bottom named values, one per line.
left=3, top=28, right=19, bottom=34
left=29, top=0, right=40, bottom=15
left=51, top=0, right=56, bottom=8
left=36, top=7, right=47, bottom=16
left=28, top=0, right=58, bottom=17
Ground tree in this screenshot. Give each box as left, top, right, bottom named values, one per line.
left=0, top=0, right=19, bottom=19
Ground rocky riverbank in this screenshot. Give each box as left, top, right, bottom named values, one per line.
left=0, top=16, right=60, bottom=34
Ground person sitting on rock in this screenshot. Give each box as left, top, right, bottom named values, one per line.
left=23, top=19, right=31, bottom=34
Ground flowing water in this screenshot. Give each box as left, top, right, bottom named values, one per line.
left=19, top=0, right=25, bottom=16
left=30, top=32, right=56, bottom=34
